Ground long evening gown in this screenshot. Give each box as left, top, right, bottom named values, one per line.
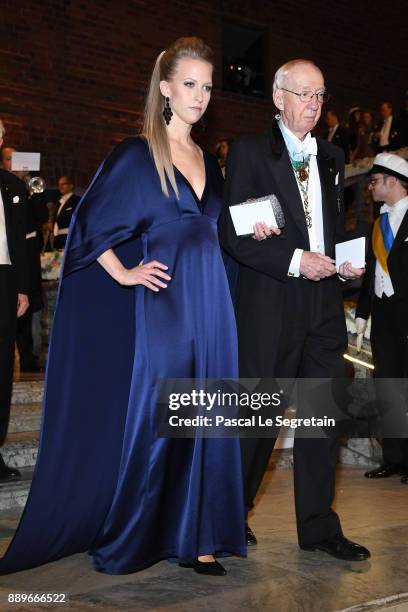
left=0, top=138, right=246, bottom=575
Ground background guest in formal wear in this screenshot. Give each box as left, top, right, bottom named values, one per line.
left=219, top=59, right=369, bottom=562
left=41, top=202, right=56, bottom=252
left=53, top=176, right=80, bottom=250
left=215, top=138, right=232, bottom=176
left=355, top=153, right=408, bottom=483
left=0, top=122, right=29, bottom=481
left=1, top=145, right=47, bottom=371
left=347, top=106, right=362, bottom=157
left=352, top=111, right=377, bottom=160
left=344, top=107, right=362, bottom=211
left=377, top=102, right=402, bottom=152
left=325, top=110, right=351, bottom=163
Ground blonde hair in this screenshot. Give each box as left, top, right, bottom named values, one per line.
left=0, top=119, right=5, bottom=139
left=141, top=37, right=214, bottom=197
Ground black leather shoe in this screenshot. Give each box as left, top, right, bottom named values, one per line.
left=0, top=465, right=21, bottom=482
left=179, top=560, right=227, bottom=576
left=300, top=535, right=370, bottom=561
left=401, top=474, right=408, bottom=484
left=365, top=464, right=403, bottom=478
left=246, top=522, right=258, bottom=546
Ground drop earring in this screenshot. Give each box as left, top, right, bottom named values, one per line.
left=163, top=97, right=173, bottom=125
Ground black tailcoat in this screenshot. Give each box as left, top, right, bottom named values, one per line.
left=219, top=122, right=346, bottom=378
left=54, top=193, right=81, bottom=250
left=0, top=170, right=29, bottom=293
left=0, top=169, right=29, bottom=446
left=219, top=122, right=349, bottom=545
left=377, top=118, right=403, bottom=152
left=328, top=126, right=351, bottom=163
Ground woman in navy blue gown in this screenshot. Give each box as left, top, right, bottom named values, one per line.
left=0, top=37, right=246, bottom=576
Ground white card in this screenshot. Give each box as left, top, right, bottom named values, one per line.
left=11, top=152, right=41, bottom=171
left=335, top=236, right=366, bottom=269
left=229, top=198, right=278, bottom=236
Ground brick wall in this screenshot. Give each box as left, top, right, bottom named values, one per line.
left=0, top=0, right=406, bottom=187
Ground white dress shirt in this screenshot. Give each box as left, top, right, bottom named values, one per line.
left=278, top=121, right=325, bottom=277
left=54, top=192, right=73, bottom=236
left=375, top=195, right=408, bottom=297
left=0, top=188, right=12, bottom=265
left=379, top=116, right=392, bottom=147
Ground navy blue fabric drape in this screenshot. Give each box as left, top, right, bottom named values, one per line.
left=0, top=138, right=246, bottom=575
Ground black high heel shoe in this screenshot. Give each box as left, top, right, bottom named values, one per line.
left=179, top=559, right=227, bottom=576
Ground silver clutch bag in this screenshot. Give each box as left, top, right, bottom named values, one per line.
left=265, top=194, right=285, bottom=228
left=229, top=194, right=285, bottom=236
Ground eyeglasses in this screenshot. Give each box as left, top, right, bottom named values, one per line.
left=368, top=176, right=387, bottom=185
left=280, top=88, right=331, bottom=103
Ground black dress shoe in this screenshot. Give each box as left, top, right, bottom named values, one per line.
left=365, top=463, right=403, bottom=478
left=179, top=560, right=227, bottom=576
left=401, top=474, right=408, bottom=484
left=300, top=535, right=370, bottom=561
left=0, top=465, right=21, bottom=482
left=246, top=522, right=258, bottom=546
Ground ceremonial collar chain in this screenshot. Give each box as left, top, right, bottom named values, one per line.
left=291, top=155, right=312, bottom=228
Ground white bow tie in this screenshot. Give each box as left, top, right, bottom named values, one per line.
left=278, top=119, right=318, bottom=160
left=297, top=134, right=318, bottom=157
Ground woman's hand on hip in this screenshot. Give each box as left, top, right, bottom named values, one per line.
left=120, top=260, right=171, bottom=291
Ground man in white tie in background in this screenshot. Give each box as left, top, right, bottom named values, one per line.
left=324, top=109, right=351, bottom=163
left=377, top=102, right=402, bottom=153
left=54, top=176, right=80, bottom=250
left=0, top=121, right=29, bottom=479
left=219, top=59, right=369, bottom=561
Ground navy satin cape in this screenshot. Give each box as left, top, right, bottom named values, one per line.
left=0, top=138, right=246, bottom=575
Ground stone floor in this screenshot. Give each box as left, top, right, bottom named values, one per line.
left=0, top=466, right=407, bottom=612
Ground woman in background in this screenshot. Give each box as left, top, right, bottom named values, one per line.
left=352, top=110, right=376, bottom=160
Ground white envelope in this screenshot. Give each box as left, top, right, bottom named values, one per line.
left=11, top=152, right=41, bottom=171
left=229, top=198, right=278, bottom=236
left=335, top=236, right=365, bottom=269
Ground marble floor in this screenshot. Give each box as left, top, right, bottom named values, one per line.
left=0, top=467, right=407, bottom=612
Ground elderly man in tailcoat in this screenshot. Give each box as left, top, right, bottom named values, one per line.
left=219, top=59, right=370, bottom=561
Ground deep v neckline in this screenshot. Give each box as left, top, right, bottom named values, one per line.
left=173, top=151, right=208, bottom=211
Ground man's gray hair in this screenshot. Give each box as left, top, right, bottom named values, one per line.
left=0, top=119, right=5, bottom=139
left=273, top=59, right=321, bottom=93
